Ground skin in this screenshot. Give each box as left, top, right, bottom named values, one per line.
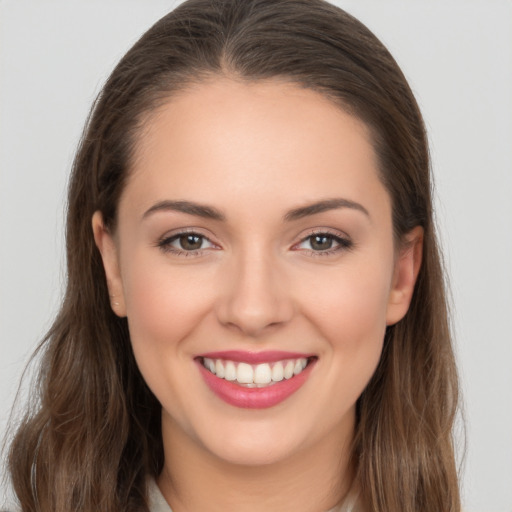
left=93, top=78, right=422, bottom=512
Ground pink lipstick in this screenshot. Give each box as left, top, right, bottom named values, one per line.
left=195, top=351, right=316, bottom=409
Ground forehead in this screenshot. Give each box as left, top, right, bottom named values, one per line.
left=122, top=78, right=389, bottom=219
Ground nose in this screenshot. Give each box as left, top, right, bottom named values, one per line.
left=215, top=250, right=294, bottom=337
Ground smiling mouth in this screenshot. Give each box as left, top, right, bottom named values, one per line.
left=199, top=356, right=316, bottom=388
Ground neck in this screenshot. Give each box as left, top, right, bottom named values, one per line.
left=157, top=414, right=355, bottom=512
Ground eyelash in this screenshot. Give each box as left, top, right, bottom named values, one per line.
left=156, top=230, right=218, bottom=256
left=156, top=230, right=353, bottom=257
left=292, top=230, right=353, bottom=256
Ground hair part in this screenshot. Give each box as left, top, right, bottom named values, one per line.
left=7, top=1, right=461, bottom=511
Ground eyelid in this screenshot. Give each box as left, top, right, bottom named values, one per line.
left=291, top=228, right=353, bottom=254
left=154, top=227, right=353, bottom=256
left=156, top=227, right=221, bottom=255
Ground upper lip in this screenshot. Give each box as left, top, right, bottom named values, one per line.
left=196, top=350, right=315, bottom=364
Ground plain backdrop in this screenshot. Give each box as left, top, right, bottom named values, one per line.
left=1, top=1, right=511, bottom=510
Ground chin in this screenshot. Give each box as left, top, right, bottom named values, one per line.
left=193, top=412, right=326, bottom=468
left=207, top=435, right=297, bottom=467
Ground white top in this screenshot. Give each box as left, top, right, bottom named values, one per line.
left=148, top=478, right=360, bottom=512
left=2, top=480, right=359, bottom=512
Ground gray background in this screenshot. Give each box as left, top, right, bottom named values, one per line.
left=1, top=1, right=511, bottom=510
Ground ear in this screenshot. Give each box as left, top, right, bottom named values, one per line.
left=386, top=226, right=424, bottom=326
left=92, top=211, right=127, bottom=317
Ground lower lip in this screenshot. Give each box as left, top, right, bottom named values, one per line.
left=196, top=359, right=315, bottom=409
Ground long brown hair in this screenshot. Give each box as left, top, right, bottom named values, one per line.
left=6, top=1, right=461, bottom=510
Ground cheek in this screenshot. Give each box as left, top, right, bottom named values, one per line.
left=119, top=254, right=220, bottom=421
left=120, top=251, right=217, bottom=356
left=299, top=254, right=393, bottom=363
left=312, top=266, right=391, bottom=410
left=311, top=264, right=390, bottom=326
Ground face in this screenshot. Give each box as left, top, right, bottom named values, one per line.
left=94, top=78, right=421, bottom=468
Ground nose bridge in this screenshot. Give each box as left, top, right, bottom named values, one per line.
left=216, top=244, right=293, bottom=336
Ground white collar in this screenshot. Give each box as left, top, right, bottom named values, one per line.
left=148, top=479, right=359, bottom=512
left=148, top=478, right=173, bottom=512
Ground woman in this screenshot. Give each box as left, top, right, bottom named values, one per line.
left=5, top=0, right=461, bottom=510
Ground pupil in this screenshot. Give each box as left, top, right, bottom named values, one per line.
left=180, top=234, right=202, bottom=250
left=311, top=235, right=332, bottom=251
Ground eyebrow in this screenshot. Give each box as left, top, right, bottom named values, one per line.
left=142, top=197, right=369, bottom=223
left=142, top=200, right=226, bottom=221
left=284, top=198, right=370, bottom=221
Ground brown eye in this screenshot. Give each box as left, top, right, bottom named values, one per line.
left=178, top=234, right=204, bottom=250
left=309, top=235, right=334, bottom=251
left=157, top=232, right=216, bottom=254
left=294, top=232, right=353, bottom=254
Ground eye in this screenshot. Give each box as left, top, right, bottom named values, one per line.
left=294, top=232, right=353, bottom=254
left=157, top=231, right=217, bottom=254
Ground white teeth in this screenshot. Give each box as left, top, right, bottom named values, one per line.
left=215, top=359, right=225, bottom=378
left=254, top=363, right=272, bottom=384
left=225, top=360, right=237, bottom=381
left=204, top=357, right=216, bottom=374
left=271, top=362, right=284, bottom=382
left=237, top=363, right=254, bottom=384
left=203, top=357, right=310, bottom=386
left=284, top=361, right=295, bottom=379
